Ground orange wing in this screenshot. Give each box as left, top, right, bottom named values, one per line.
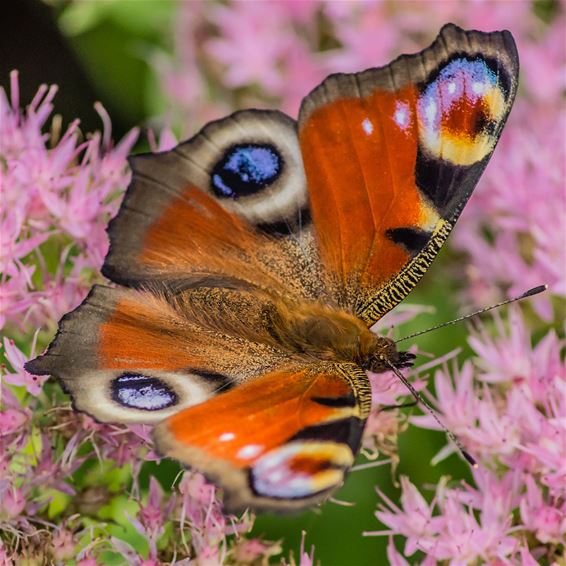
left=101, top=110, right=327, bottom=303
left=298, top=24, right=519, bottom=323
left=25, top=285, right=289, bottom=425
left=155, top=363, right=370, bottom=513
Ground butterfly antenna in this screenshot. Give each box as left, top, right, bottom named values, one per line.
left=381, top=357, right=477, bottom=467
left=396, top=285, right=547, bottom=344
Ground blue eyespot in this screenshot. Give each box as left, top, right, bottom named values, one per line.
left=111, top=374, right=177, bottom=411
left=211, top=144, right=282, bottom=199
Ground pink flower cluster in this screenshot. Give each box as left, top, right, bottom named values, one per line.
left=108, top=473, right=280, bottom=565
left=0, top=71, right=138, bottom=333
left=161, top=0, right=538, bottom=120
left=367, top=307, right=565, bottom=564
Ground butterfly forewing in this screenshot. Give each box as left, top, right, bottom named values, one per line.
left=298, top=23, right=518, bottom=323
left=101, top=110, right=329, bottom=304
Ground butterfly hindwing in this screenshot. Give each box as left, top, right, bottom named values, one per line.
left=25, top=285, right=289, bottom=424
left=298, top=23, right=519, bottom=323
left=155, top=362, right=370, bottom=513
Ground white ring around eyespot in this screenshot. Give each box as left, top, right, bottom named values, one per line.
left=68, top=369, right=219, bottom=424
left=251, top=441, right=354, bottom=499
left=175, top=110, right=307, bottom=229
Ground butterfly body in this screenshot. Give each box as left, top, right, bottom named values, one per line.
left=264, top=299, right=399, bottom=368
left=26, top=24, right=519, bottom=513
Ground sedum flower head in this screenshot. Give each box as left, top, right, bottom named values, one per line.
left=0, top=71, right=138, bottom=334
left=368, top=307, right=565, bottom=563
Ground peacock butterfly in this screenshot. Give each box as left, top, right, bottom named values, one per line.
left=26, top=24, right=519, bottom=513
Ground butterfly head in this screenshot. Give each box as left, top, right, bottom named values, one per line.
left=364, top=336, right=416, bottom=374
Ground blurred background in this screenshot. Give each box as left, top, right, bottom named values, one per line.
left=2, top=1, right=563, bottom=564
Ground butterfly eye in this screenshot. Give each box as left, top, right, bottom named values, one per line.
left=211, top=144, right=282, bottom=199
left=111, top=373, right=178, bottom=411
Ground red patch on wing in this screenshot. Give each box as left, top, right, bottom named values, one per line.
left=99, top=296, right=204, bottom=371
left=299, top=85, right=423, bottom=289
left=140, top=185, right=253, bottom=269
left=164, top=368, right=354, bottom=468
left=289, top=455, right=332, bottom=474
left=442, top=97, right=489, bottom=139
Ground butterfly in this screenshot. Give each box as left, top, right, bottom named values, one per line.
left=25, top=24, right=518, bottom=513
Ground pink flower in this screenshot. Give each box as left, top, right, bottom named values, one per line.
left=519, top=545, right=544, bottom=566
left=0, top=484, right=26, bottom=519
left=206, top=2, right=292, bottom=91
left=139, top=477, right=174, bottom=540
left=233, top=538, right=282, bottom=564
left=410, top=362, right=477, bottom=439
left=0, top=543, right=14, bottom=565
left=469, top=309, right=564, bottom=394
left=520, top=13, right=566, bottom=103
left=370, top=473, right=521, bottom=563
left=52, top=527, right=77, bottom=561
left=324, top=4, right=401, bottom=72
left=296, top=536, right=316, bottom=566
left=2, top=337, right=45, bottom=395
left=369, top=477, right=442, bottom=556
left=520, top=475, right=564, bottom=544
left=433, top=488, right=518, bottom=563
left=177, top=472, right=245, bottom=561
left=278, top=0, right=320, bottom=25
left=283, top=531, right=316, bottom=566
left=0, top=408, right=28, bottom=436
left=386, top=538, right=411, bottom=566
left=274, top=41, right=325, bottom=115
left=0, top=71, right=138, bottom=333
